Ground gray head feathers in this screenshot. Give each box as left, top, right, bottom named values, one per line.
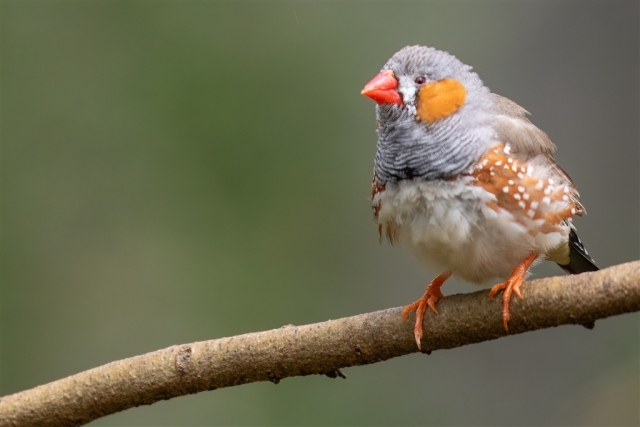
left=383, top=46, right=473, bottom=84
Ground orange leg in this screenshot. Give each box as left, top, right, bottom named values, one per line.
left=488, top=253, right=538, bottom=332
left=402, top=270, right=452, bottom=349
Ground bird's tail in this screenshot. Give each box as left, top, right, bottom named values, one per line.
left=557, top=228, right=599, bottom=274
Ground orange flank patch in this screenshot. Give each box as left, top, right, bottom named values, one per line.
left=371, top=173, right=398, bottom=244
left=371, top=174, right=385, bottom=219
left=471, top=144, right=580, bottom=227
left=417, top=79, right=467, bottom=124
left=371, top=174, right=385, bottom=241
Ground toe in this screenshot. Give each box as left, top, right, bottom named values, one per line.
left=414, top=328, right=422, bottom=349
left=426, top=297, right=440, bottom=314
left=488, top=283, right=505, bottom=300
left=513, top=281, right=524, bottom=299
left=402, top=302, right=419, bottom=322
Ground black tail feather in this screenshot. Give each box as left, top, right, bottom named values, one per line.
left=558, top=229, right=599, bottom=275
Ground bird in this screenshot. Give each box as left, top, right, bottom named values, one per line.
left=360, top=45, right=598, bottom=349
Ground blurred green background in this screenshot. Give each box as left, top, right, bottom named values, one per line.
left=1, top=1, right=638, bottom=426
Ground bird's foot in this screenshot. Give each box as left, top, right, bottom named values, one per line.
left=402, top=271, right=451, bottom=349
left=488, top=276, right=524, bottom=332
left=489, top=253, right=538, bottom=331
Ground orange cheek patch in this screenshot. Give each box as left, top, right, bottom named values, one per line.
left=417, top=79, right=467, bottom=123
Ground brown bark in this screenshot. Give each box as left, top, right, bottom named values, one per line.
left=1, top=261, right=639, bottom=427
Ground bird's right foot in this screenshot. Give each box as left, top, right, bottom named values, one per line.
left=402, top=270, right=452, bottom=349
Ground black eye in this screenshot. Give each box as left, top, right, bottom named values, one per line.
left=414, top=76, right=426, bottom=85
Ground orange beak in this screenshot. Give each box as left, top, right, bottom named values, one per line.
left=361, top=70, right=403, bottom=105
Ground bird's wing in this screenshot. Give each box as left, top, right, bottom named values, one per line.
left=491, top=93, right=557, bottom=159
left=491, top=93, right=585, bottom=214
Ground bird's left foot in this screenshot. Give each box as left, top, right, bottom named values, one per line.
left=489, top=253, right=538, bottom=331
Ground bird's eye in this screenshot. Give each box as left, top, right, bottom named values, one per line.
left=414, top=76, right=427, bottom=85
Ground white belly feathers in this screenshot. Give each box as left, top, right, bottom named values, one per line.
left=374, top=178, right=568, bottom=283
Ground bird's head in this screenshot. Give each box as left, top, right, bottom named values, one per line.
left=362, top=46, right=496, bottom=183
left=362, top=45, right=488, bottom=125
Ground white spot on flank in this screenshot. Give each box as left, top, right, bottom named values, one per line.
left=507, top=158, right=513, bottom=163
left=518, top=186, right=525, bottom=193
left=517, top=173, right=524, bottom=179
left=544, top=187, right=551, bottom=195
left=495, top=161, right=502, bottom=166
left=564, top=186, right=570, bottom=193
left=527, top=209, right=536, bottom=218
left=530, top=201, right=539, bottom=210
left=548, top=178, right=554, bottom=185
left=490, top=171, right=495, bottom=176
left=562, top=195, right=569, bottom=201
left=508, top=180, right=515, bottom=185
left=504, top=164, right=510, bottom=169
left=504, top=145, right=511, bottom=154
left=512, top=165, right=518, bottom=172
left=523, top=193, right=530, bottom=200
left=571, top=207, right=576, bottom=215
left=535, top=181, right=544, bottom=190
left=543, top=196, right=551, bottom=204
left=518, top=201, right=526, bottom=209
left=527, top=166, right=533, bottom=176
left=503, top=186, right=509, bottom=193
left=514, top=193, right=521, bottom=200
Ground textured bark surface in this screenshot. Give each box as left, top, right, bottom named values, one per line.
left=1, top=261, right=639, bottom=427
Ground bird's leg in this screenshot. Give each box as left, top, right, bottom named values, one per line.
left=488, top=253, right=538, bottom=331
left=402, top=270, right=452, bottom=349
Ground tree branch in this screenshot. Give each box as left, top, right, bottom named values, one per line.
left=1, top=261, right=639, bottom=427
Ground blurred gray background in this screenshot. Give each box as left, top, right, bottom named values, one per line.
left=1, top=1, right=638, bottom=426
